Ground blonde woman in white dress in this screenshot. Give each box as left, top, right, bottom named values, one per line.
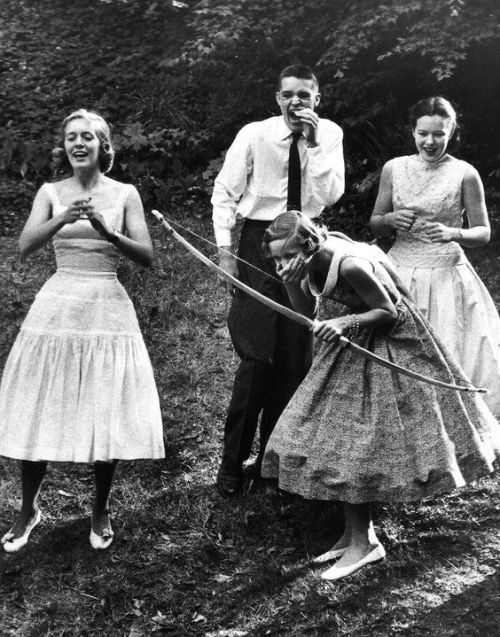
left=370, top=96, right=500, bottom=418
left=0, top=109, right=164, bottom=552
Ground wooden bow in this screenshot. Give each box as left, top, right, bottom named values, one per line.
left=152, top=210, right=487, bottom=394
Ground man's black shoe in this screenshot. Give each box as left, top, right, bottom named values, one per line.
left=216, top=464, right=242, bottom=497
left=216, top=473, right=241, bottom=497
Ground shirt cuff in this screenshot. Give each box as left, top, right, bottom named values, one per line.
left=306, top=144, right=322, bottom=153
left=214, top=225, right=233, bottom=247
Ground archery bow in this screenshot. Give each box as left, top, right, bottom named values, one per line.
left=159, top=215, right=282, bottom=283
left=152, top=210, right=487, bottom=394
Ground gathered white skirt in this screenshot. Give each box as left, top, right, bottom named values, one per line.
left=389, top=242, right=500, bottom=419
left=0, top=269, right=165, bottom=463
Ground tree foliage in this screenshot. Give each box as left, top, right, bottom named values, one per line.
left=316, top=0, right=499, bottom=80
left=174, top=0, right=500, bottom=235
left=1, top=0, right=499, bottom=237
left=0, top=0, right=196, bottom=230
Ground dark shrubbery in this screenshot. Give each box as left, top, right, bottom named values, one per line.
left=1, top=0, right=499, bottom=237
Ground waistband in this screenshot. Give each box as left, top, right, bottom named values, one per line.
left=243, top=215, right=320, bottom=228
left=389, top=251, right=467, bottom=268
left=55, top=268, right=118, bottom=279
left=242, top=219, right=274, bottom=228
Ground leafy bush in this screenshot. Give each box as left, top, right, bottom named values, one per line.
left=175, top=0, right=500, bottom=228
left=0, top=0, right=197, bottom=225
left=1, top=0, right=499, bottom=239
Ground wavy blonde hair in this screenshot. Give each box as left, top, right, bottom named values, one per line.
left=262, top=211, right=328, bottom=257
left=52, top=109, right=115, bottom=176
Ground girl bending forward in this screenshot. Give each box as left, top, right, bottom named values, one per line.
left=261, top=211, right=500, bottom=581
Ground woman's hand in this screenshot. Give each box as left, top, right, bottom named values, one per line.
left=313, top=316, right=352, bottom=343
left=384, top=210, right=417, bottom=232
left=276, top=255, right=308, bottom=283
left=60, top=198, right=93, bottom=225
left=420, top=221, right=455, bottom=243
left=87, top=210, right=117, bottom=242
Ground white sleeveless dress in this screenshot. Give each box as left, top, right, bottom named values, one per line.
left=387, top=154, right=500, bottom=418
left=0, top=182, right=165, bottom=463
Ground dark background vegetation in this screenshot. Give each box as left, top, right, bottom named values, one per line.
left=1, top=1, right=500, bottom=635
left=1, top=0, right=500, bottom=238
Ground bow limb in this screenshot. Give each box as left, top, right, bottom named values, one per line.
left=152, top=210, right=313, bottom=329
left=158, top=215, right=282, bottom=283
left=339, top=337, right=486, bottom=394
left=152, top=211, right=487, bottom=394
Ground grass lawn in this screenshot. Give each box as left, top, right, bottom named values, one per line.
left=0, top=214, right=499, bottom=636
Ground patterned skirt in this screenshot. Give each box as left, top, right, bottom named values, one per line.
left=261, top=298, right=500, bottom=503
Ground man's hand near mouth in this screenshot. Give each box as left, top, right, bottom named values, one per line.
left=293, top=108, right=319, bottom=147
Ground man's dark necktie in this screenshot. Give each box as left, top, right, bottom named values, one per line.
left=287, top=132, right=301, bottom=211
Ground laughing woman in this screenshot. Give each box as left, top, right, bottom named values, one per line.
left=261, top=211, right=500, bottom=581
left=370, top=96, right=500, bottom=418
left=0, top=109, right=164, bottom=553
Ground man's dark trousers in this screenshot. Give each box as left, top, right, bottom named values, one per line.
left=221, top=219, right=313, bottom=475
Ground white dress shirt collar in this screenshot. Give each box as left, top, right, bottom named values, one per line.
left=276, top=116, right=303, bottom=141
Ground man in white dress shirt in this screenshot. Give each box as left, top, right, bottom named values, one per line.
left=212, top=64, right=344, bottom=496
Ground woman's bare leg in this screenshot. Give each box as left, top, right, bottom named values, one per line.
left=330, top=502, right=379, bottom=568
left=313, top=502, right=381, bottom=563
left=92, top=460, right=118, bottom=535
left=3, top=460, right=47, bottom=538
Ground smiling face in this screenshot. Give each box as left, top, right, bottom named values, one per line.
left=413, top=115, right=455, bottom=162
left=276, top=76, right=320, bottom=133
left=64, top=117, right=101, bottom=171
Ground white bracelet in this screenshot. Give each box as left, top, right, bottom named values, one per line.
left=347, top=314, right=360, bottom=339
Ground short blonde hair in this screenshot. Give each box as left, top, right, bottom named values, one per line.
left=263, top=211, right=328, bottom=256
left=52, top=109, right=115, bottom=176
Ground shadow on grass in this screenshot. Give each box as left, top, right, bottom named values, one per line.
left=1, top=227, right=500, bottom=635
left=1, top=471, right=499, bottom=635
left=400, top=570, right=500, bottom=637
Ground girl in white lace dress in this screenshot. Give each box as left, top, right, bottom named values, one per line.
left=0, top=110, right=164, bottom=553
left=370, top=97, right=500, bottom=418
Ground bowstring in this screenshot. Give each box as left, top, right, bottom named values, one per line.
left=394, top=337, right=479, bottom=388
left=159, top=215, right=283, bottom=284
left=338, top=306, right=479, bottom=388
left=158, top=214, right=481, bottom=390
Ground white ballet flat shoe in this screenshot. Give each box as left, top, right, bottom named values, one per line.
left=321, top=543, right=386, bottom=581
left=1, top=510, right=42, bottom=553
left=312, top=546, right=347, bottom=564
left=89, top=525, right=114, bottom=550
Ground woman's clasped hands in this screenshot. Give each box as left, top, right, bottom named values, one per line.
left=61, top=197, right=116, bottom=241
left=87, top=210, right=118, bottom=242
left=60, top=197, right=93, bottom=224
left=419, top=221, right=457, bottom=243
left=384, top=209, right=417, bottom=232
left=385, top=211, right=456, bottom=242
left=60, top=198, right=117, bottom=242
